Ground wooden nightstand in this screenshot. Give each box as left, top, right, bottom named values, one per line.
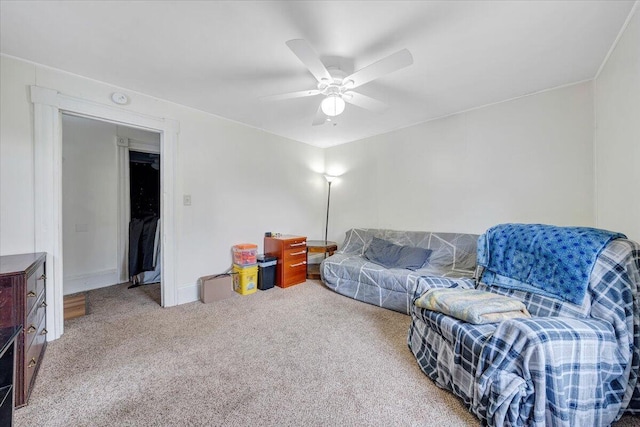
left=306, top=240, right=338, bottom=280
left=264, top=235, right=307, bottom=288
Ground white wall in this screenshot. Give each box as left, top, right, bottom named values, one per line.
left=0, top=55, right=325, bottom=303
left=325, top=82, right=595, bottom=243
left=0, top=57, right=35, bottom=254
left=595, top=6, right=640, bottom=242
left=62, top=115, right=118, bottom=294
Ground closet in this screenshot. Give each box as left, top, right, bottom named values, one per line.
left=128, top=151, right=161, bottom=286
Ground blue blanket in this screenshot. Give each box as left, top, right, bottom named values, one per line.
left=477, top=224, right=625, bottom=305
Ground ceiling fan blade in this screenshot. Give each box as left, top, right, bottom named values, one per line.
left=286, top=39, right=332, bottom=83
left=260, top=89, right=321, bottom=101
left=343, top=91, right=388, bottom=113
left=343, top=49, right=413, bottom=89
left=312, top=103, right=327, bottom=126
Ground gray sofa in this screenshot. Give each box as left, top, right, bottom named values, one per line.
left=320, top=228, right=479, bottom=314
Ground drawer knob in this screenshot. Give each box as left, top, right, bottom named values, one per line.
left=41, top=300, right=48, bottom=308
left=27, top=325, right=37, bottom=334
left=41, top=328, right=48, bottom=336
left=38, top=274, right=46, bottom=281
left=290, top=261, right=307, bottom=267
left=291, top=250, right=307, bottom=256
left=27, top=291, right=37, bottom=298
left=28, top=358, right=37, bottom=368
left=290, top=242, right=306, bottom=247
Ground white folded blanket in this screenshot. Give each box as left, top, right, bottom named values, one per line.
left=414, top=288, right=531, bottom=324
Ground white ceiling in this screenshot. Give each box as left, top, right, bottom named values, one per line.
left=0, top=1, right=635, bottom=148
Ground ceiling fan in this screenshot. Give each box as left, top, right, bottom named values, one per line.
left=261, top=39, right=413, bottom=126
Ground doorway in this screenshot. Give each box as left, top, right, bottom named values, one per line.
left=31, top=85, right=179, bottom=341
left=61, top=115, right=162, bottom=299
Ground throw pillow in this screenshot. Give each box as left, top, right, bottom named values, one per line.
left=364, top=237, right=432, bottom=270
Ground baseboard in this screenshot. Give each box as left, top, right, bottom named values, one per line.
left=63, top=269, right=119, bottom=295
left=178, top=283, right=199, bottom=305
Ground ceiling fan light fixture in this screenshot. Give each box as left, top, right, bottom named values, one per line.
left=321, top=95, right=345, bottom=117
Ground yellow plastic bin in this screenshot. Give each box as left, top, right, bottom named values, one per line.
left=232, top=264, right=258, bottom=295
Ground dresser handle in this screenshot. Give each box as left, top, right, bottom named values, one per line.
left=41, top=328, right=48, bottom=336
left=41, top=300, right=48, bottom=308
left=27, top=291, right=37, bottom=297
left=38, top=274, right=46, bottom=280
left=290, top=242, right=306, bottom=247
left=28, top=358, right=37, bottom=368
left=290, top=250, right=307, bottom=256
left=27, top=325, right=37, bottom=334
left=290, top=261, right=307, bottom=267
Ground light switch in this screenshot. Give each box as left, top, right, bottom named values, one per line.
left=183, top=194, right=192, bottom=206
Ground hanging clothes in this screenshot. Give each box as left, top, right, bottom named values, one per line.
left=129, top=215, right=159, bottom=281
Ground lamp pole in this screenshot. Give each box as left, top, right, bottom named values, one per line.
left=324, top=180, right=332, bottom=244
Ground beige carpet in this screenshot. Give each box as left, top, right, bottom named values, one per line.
left=14, top=281, right=640, bottom=427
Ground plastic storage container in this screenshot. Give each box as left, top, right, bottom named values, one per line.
left=257, top=255, right=277, bottom=290
left=232, top=244, right=258, bottom=266
left=232, top=264, right=258, bottom=295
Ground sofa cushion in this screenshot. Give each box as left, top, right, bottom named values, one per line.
left=339, top=228, right=479, bottom=272
left=364, top=237, right=432, bottom=270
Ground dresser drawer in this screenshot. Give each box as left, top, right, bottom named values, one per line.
left=282, top=257, right=307, bottom=272
left=25, top=262, right=45, bottom=315
left=25, top=315, right=46, bottom=394
left=282, top=266, right=307, bottom=287
left=24, top=294, right=47, bottom=350
left=284, top=247, right=307, bottom=261
left=281, top=258, right=307, bottom=287
left=283, top=238, right=306, bottom=250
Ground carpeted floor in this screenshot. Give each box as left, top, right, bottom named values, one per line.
left=14, top=281, right=640, bottom=426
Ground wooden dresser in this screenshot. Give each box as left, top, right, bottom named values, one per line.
left=0, top=253, right=47, bottom=407
left=264, top=235, right=307, bottom=288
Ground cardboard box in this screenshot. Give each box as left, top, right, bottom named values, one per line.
left=199, top=274, right=235, bottom=303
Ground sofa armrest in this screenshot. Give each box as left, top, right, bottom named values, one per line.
left=414, top=276, right=475, bottom=298
left=475, top=316, right=630, bottom=426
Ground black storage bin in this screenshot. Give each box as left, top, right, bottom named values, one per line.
left=257, top=255, right=277, bottom=290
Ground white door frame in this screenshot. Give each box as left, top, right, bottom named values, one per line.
left=31, top=86, right=179, bottom=341
left=116, top=138, right=161, bottom=283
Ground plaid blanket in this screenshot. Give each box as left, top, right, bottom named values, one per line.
left=409, top=239, right=640, bottom=426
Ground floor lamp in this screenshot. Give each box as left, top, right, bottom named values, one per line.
left=324, top=175, right=337, bottom=244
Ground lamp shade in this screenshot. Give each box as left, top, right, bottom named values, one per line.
left=324, top=174, right=338, bottom=183
left=321, top=95, right=345, bottom=117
